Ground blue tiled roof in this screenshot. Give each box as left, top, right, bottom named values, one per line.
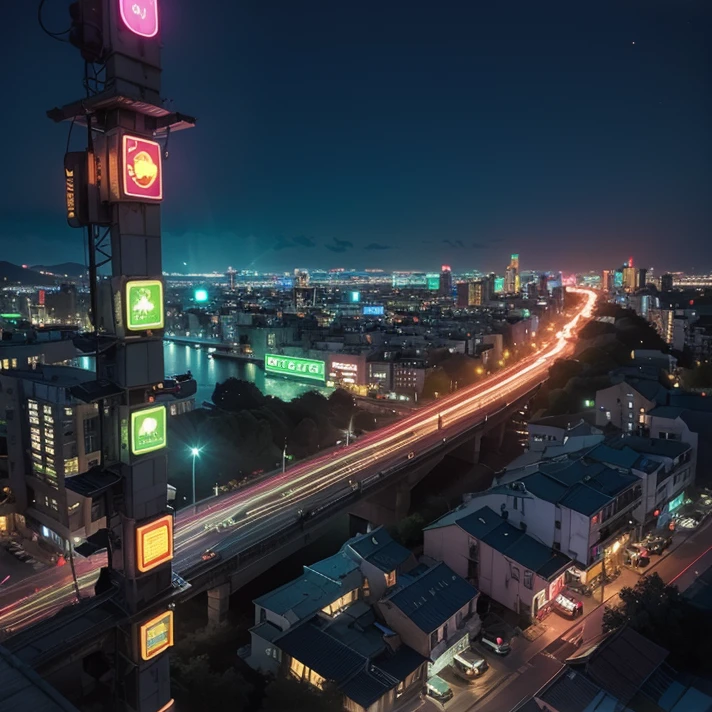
left=341, top=669, right=393, bottom=708
left=375, top=646, right=428, bottom=680
left=277, top=622, right=365, bottom=683
left=253, top=570, right=343, bottom=618
left=457, top=507, right=506, bottom=540
left=465, top=507, right=571, bottom=580
left=588, top=444, right=640, bottom=470
left=308, top=552, right=360, bottom=581
left=386, top=562, right=478, bottom=633
left=559, top=483, right=611, bottom=516
left=348, top=527, right=411, bottom=572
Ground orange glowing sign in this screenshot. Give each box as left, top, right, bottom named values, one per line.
left=122, top=135, right=163, bottom=201
left=140, top=610, right=173, bottom=660
left=136, top=514, right=173, bottom=573
left=120, top=0, right=159, bottom=38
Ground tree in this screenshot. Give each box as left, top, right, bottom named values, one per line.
left=291, top=391, right=330, bottom=420
left=212, top=378, right=264, bottom=412
left=422, top=367, right=451, bottom=399
left=172, top=655, right=252, bottom=711
left=260, top=676, right=342, bottom=712
left=603, top=573, right=712, bottom=673
left=328, top=388, right=356, bottom=424
left=288, top=417, right=319, bottom=458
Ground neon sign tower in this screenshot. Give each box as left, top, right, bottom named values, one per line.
left=48, top=1, right=195, bottom=709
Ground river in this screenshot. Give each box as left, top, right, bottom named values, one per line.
left=78, top=342, right=332, bottom=406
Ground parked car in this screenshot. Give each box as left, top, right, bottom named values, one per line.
left=426, top=675, right=453, bottom=703
left=624, top=543, right=650, bottom=568
left=201, top=549, right=219, bottom=562
left=553, top=590, right=584, bottom=619
left=641, top=533, right=672, bottom=555
left=480, top=631, right=511, bottom=655
left=451, top=649, right=489, bottom=682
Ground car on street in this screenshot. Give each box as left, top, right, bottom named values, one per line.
left=479, top=631, right=511, bottom=655
left=641, top=533, right=672, bottom=555
left=451, top=649, right=489, bottom=682
left=201, top=549, right=219, bottom=562
left=426, top=675, right=453, bottom=703
left=553, top=590, right=584, bottom=619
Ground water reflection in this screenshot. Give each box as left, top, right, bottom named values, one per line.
left=77, top=343, right=332, bottom=405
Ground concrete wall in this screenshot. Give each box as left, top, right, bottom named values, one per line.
left=595, top=382, right=655, bottom=431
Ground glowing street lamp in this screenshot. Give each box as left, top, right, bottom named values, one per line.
left=190, top=446, right=202, bottom=511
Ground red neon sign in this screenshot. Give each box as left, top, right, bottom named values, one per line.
left=119, top=0, right=159, bottom=38
left=122, top=135, right=163, bottom=201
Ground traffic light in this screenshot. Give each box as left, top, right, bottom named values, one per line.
left=68, top=0, right=105, bottom=63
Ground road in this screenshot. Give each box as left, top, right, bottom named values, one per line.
left=462, top=516, right=712, bottom=712
left=0, top=288, right=597, bottom=636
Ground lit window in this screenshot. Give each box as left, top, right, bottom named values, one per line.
left=385, top=570, right=397, bottom=587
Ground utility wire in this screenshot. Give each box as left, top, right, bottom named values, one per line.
left=38, top=0, right=70, bottom=41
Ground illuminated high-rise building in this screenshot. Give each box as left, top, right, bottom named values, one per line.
left=504, top=253, right=520, bottom=293
left=439, top=264, right=452, bottom=297
left=226, top=266, right=237, bottom=290
left=661, top=274, right=674, bottom=292
left=622, top=265, right=638, bottom=291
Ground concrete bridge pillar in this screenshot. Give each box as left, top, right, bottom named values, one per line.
left=451, top=431, right=482, bottom=465
left=494, top=421, right=506, bottom=449
left=207, top=583, right=231, bottom=627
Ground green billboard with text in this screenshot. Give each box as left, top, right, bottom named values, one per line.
left=131, top=405, right=167, bottom=456
left=265, top=354, right=326, bottom=383
left=126, top=279, right=164, bottom=331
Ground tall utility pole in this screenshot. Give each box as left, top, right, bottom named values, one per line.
left=51, top=2, right=195, bottom=710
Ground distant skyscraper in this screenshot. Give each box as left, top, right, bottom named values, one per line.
left=660, top=274, right=674, bottom=292
left=226, top=266, right=237, bottom=290
left=637, top=268, right=647, bottom=289
left=504, top=253, right=520, bottom=294
left=622, top=265, right=638, bottom=291
left=538, top=274, right=549, bottom=297
left=439, top=265, right=452, bottom=297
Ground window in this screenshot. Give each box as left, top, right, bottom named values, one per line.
left=64, top=407, right=73, bottom=417
left=442, top=623, right=448, bottom=641
left=523, top=571, right=533, bottom=590
left=385, top=570, right=396, bottom=588
left=510, top=565, right=520, bottom=581
left=84, top=416, right=100, bottom=454
left=64, top=457, right=79, bottom=476
left=628, top=402, right=633, bottom=409
left=555, top=520, right=561, bottom=529
left=430, top=630, right=438, bottom=648
left=320, top=589, right=358, bottom=617
left=456, top=610, right=463, bottom=628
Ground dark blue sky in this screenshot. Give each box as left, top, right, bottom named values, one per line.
left=2, top=0, right=709, bottom=273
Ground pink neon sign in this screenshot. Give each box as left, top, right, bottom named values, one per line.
left=122, top=135, right=163, bottom=201
left=119, top=0, right=159, bottom=39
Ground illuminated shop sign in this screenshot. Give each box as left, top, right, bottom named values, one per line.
left=426, top=274, right=440, bottom=290
left=122, top=135, right=163, bottom=201
left=126, top=279, right=164, bottom=331
left=131, top=405, right=167, bottom=456
left=120, top=0, right=159, bottom=38
left=362, top=305, right=384, bottom=316
left=140, top=610, right=174, bottom=660
left=136, top=514, right=174, bottom=573
left=332, top=362, right=358, bottom=373
left=265, top=354, right=325, bottom=383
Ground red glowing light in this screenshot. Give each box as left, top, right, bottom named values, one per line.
left=628, top=256, right=633, bottom=267
left=690, top=300, right=695, bottom=306
left=653, top=509, right=660, bottom=517
left=119, top=0, right=159, bottom=38
left=122, top=135, right=163, bottom=201
left=441, top=265, right=451, bottom=272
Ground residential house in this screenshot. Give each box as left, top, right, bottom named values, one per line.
left=527, top=415, right=605, bottom=454
left=424, top=505, right=571, bottom=621
left=376, top=561, right=481, bottom=677
left=588, top=436, right=693, bottom=530
left=247, top=528, right=429, bottom=712
left=455, top=458, right=642, bottom=586
left=595, top=378, right=668, bottom=432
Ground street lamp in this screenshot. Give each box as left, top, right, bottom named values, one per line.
left=190, top=446, right=202, bottom=512
left=346, top=413, right=356, bottom=446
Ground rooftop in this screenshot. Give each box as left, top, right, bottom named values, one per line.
left=346, top=527, right=412, bottom=573
left=0, top=645, right=79, bottom=712
left=605, top=434, right=691, bottom=460
left=384, top=562, right=478, bottom=634
left=460, top=507, right=570, bottom=580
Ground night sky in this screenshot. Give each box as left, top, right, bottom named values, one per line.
left=1, top=1, right=710, bottom=274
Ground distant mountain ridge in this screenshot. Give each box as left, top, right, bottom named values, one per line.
left=0, top=261, right=85, bottom=286
left=30, top=262, right=88, bottom=278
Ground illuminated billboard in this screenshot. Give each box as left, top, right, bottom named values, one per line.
left=362, top=305, right=384, bottom=316
left=494, top=277, right=505, bottom=294
left=131, top=405, right=167, bottom=456
left=122, top=135, right=163, bottom=201
left=140, top=610, right=174, bottom=661
left=349, top=291, right=360, bottom=303
left=126, top=280, right=164, bottom=331
left=194, top=288, right=209, bottom=303
left=120, top=0, right=159, bottom=38
left=265, top=354, right=325, bottom=383
left=136, top=514, right=174, bottom=573
left=426, top=274, right=440, bottom=291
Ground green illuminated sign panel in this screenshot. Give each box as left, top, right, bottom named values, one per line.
left=426, top=274, right=440, bottom=290
left=131, top=405, right=167, bottom=456
left=349, top=291, right=360, bottom=303
left=126, top=280, right=164, bottom=331
left=194, top=288, right=209, bottom=303
left=494, top=277, right=505, bottom=294
left=265, top=354, right=326, bottom=383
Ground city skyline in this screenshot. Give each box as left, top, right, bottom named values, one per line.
left=2, top=1, right=710, bottom=272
